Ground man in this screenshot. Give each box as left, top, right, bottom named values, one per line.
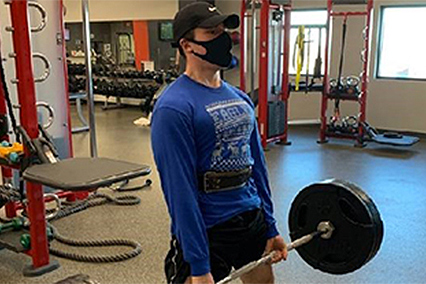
left=151, top=3, right=287, bottom=284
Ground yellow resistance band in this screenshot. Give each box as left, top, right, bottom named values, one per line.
left=295, top=26, right=305, bottom=91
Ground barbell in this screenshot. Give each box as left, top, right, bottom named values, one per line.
left=217, top=179, right=384, bottom=284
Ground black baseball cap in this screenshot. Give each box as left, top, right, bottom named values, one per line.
left=172, top=2, right=240, bottom=48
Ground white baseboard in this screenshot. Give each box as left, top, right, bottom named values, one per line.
left=288, top=119, right=321, bottom=125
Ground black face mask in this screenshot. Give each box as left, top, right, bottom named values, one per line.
left=190, top=32, right=233, bottom=68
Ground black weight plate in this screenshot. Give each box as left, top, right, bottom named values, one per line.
left=289, top=179, right=383, bottom=274
left=335, top=180, right=383, bottom=261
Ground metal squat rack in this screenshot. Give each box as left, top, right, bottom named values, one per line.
left=318, top=0, right=374, bottom=146
left=240, top=0, right=292, bottom=148
left=1, top=0, right=87, bottom=276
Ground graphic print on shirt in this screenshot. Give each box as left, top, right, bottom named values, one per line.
left=205, top=99, right=254, bottom=171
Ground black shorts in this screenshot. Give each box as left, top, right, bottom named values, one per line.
left=165, top=209, right=269, bottom=284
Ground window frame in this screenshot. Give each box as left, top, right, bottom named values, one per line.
left=288, top=8, right=327, bottom=77
left=375, top=5, right=426, bottom=82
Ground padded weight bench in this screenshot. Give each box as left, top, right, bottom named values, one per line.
left=370, top=134, right=419, bottom=147
left=362, top=122, right=420, bottom=147
left=23, top=158, right=151, bottom=191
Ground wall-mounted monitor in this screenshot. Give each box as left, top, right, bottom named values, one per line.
left=159, top=22, right=173, bottom=41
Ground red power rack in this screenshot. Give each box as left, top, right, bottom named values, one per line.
left=318, top=0, right=374, bottom=146
left=240, top=0, right=292, bottom=148
left=0, top=0, right=87, bottom=276
left=7, top=0, right=53, bottom=273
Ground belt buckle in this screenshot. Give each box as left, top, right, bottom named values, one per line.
left=203, top=172, right=221, bottom=193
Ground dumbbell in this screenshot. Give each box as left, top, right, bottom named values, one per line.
left=328, top=78, right=342, bottom=97
left=93, top=78, right=101, bottom=94
left=99, top=66, right=110, bottom=77
left=342, top=76, right=361, bottom=97
left=20, top=226, right=54, bottom=250
left=67, top=63, right=75, bottom=75
left=97, top=79, right=108, bottom=95
left=123, top=82, right=133, bottom=97
left=68, top=76, right=79, bottom=92
left=123, top=71, right=131, bottom=79
left=135, top=82, right=145, bottom=98
left=115, top=70, right=124, bottom=78
left=124, top=84, right=136, bottom=98
left=154, top=73, right=164, bottom=84
left=133, top=83, right=145, bottom=98
left=144, top=71, right=154, bottom=79
left=109, top=82, right=119, bottom=97
left=132, top=70, right=141, bottom=79
left=75, top=64, right=85, bottom=75
left=139, top=71, right=146, bottom=79
left=77, top=78, right=86, bottom=91
left=92, top=64, right=100, bottom=75
left=140, top=85, right=149, bottom=97
left=96, top=65, right=104, bottom=76
left=147, top=85, right=158, bottom=96
left=341, top=116, right=359, bottom=134
left=69, top=75, right=85, bottom=92
left=97, top=79, right=106, bottom=95
left=0, top=217, right=25, bottom=233
left=114, top=82, right=127, bottom=97
left=109, top=81, right=118, bottom=95
left=165, top=72, right=173, bottom=84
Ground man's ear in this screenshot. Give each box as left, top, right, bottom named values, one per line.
left=180, top=38, right=193, bottom=55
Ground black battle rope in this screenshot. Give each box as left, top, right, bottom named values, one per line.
left=51, top=192, right=141, bottom=220
left=17, top=192, right=143, bottom=263
left=0, top=184, right=21, bottom=206
left=335, top=18, right=348, bottom=113
left=49, top=225, right=142, bottom=263
left=313, top=27, right=322, bottom=80
left=0, top=49, right=25, bottom=204
left=47, top=192, right=142, bottom=263
left=0, top=49, right=20, bottom=142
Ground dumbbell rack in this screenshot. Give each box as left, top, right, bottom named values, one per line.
left=0, top=0, right=87, bottom=276
left=68, top=66, right=159, bottom=111
left=318, top=0, right=374, bottom=146
left=95, top=76, right=157, bottom=111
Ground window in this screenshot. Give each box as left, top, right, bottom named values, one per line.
left=289, top=10, right=327, bottom=76
left=377, top=6, right=426, bottom=80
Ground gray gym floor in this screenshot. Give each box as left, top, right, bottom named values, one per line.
left=0, top=105, right=425, bottom=284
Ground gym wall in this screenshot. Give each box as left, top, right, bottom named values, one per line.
left=148, top=20, right=177, bottom=70
left=217, top=0, right=426, bottom=134
left=63, top=0, right=178, bottom=22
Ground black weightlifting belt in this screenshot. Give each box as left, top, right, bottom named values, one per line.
left=198, top=167, right=252, bottom=193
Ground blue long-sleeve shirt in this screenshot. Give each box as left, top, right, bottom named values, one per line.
left=151, top=75, right=279, bottom=276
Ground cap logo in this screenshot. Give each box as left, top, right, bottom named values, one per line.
left=208, top=6, right=217, bottom=12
